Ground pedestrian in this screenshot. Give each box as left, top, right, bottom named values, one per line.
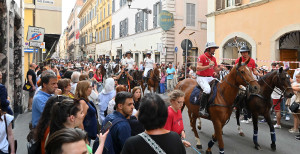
left=70, top=71, right=80, bottom=94
left=0, top=104, right=15, bottom=154
left=57, top=79, right=75, bottom=99
left=107, top=85, right=127, bottom=115
left=27, top=63, right=37, bottom=111
left=32, top=70, right=58, bottom=128
left=196, top=42, right=220, bottom=117
left=33, top=95, right=68, bottom=154
left=98, top=78, right=116, bottom=123
left=178, top=67, right=186, bottom=81
left=114, top=65, right=133, bottom=90
left=75, top=81, right=98, bottom=141
left=289, top=72, right=300, bottom=134
left=132, top=86, right=142, bottom=111
left=122, top=93, right=186, bottom=154
left=189, top=66, right=196, bottom=79
left=0, top=72, right=13, bottom=115
left=159, top=67, right=167, bottom=94
left=102, top=92, right=133, bottom=154
left=166, top=63, right=176, bottom=92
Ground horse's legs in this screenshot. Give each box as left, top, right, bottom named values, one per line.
left=252, top=113, right=261, bottom=150
left=236, top=108, right=245, bottom=136
left=197, top=117, right=202, bottom=130
left=206, top=134, right=217, bottom=154
left=191, top=113, right=202, bottom=149
left=265, top=113, right=276, bottom=150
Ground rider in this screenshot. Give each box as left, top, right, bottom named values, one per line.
left=143, top=51, right=155, bottom=87
left=123, top=51, right=135, bottom=72
left=114, top=55, right=121, bottom=64
left=197, top=42, right=219, bottom=117
left=105, top=54, right=111, bottom=64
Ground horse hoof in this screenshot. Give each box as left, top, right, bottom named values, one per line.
left=196, top=144, right=202, bottom=149
left=206, top=150, right=212, bottom=154
left=271, top=143, right=276, bottom=151
left=197, top=125, right=202, bottom=130
left=255, top=145, right=262, bottom=150
left=239, top=132, right=245, bottom=136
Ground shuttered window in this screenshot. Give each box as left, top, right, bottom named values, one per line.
left=100, top=31, right=102, bottom=42
left=186, top=3, right=195, bottom=27
left=108, top=3, right=110, bottom=15
left=153, top=2, right=162, bottom=28
left=107, top=27, right=110, bottom=40
left=112, top=25, right=115, bottom=40
left=235, top=0, right=242, bottom=6
left=112, top=0, right=115, bottom=13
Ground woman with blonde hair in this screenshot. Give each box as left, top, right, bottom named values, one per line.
left=75, top=80, right=98, bottom=142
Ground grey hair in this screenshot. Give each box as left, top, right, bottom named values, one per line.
left=71, top=72, right=81, bottom=83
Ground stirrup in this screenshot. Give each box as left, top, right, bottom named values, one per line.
left=199, top=109, right=209, bottom=117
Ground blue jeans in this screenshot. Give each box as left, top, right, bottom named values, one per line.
left=159, top=83, right=165, bottom=93
left=280, top=98, right=289, bottom=117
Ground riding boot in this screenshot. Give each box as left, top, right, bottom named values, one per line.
left=143, top=77, right=147, bottom=87
left=199, top=93, right=209, bottom=117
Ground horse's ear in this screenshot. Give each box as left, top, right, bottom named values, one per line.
left=279, top=67, right=283, bottom=73
left=245, top=58, right=250, bottom=65
left=238, top=57, right=242, bottom=66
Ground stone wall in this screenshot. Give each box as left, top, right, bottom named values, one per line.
left=0, top=0, right=24, bottom=116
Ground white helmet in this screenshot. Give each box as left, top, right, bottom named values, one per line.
left=205, top=42, right=219, bottom=51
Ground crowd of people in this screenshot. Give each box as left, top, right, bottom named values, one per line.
left=1, top=41, right=300, bottom=154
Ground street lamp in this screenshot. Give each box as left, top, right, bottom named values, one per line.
left=127, top=0, right=152, bottom=14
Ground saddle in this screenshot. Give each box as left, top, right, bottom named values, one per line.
left=190, top=80, right=218, bottom=106
left=146, top=69, right=152, bottom=78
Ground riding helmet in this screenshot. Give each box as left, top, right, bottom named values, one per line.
left=239, top=45, right=250, bottom=53
left=205, top=42, right=219, bottom=51
left=126, top=51, right=131, bottom=55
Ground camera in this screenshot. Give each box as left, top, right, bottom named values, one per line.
left=125, top=69, right=128, bottom=72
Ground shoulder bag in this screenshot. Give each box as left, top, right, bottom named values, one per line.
left=138, top=132, right=166, bottom=154
left=23, top=79, right=32, bottom=91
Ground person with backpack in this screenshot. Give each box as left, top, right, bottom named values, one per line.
left=100, top=92, right=133, bottom=154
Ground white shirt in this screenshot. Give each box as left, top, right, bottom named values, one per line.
left=144, top=58, right=154, bottom=69
left=0, top=114, right=14, bottom=153
left=123, top=58, right=135, bottom=70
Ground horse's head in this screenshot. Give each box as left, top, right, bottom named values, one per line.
left=273, top=67, right=294, bottom=98
left=234, top=57, right=260, bottom=93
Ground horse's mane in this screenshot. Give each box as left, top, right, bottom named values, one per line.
left=258, top=70, right=277, bottom=82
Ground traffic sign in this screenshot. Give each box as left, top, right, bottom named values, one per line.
left=29, top=42, right=45, bottom=48
left=40, top=42, right=45, bottom=49
left=175, top=47, right=178, bottom=53
left=27, top=26, right=45, bottom=43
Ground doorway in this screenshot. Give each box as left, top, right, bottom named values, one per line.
left=280, top=49, right=298, bottom=77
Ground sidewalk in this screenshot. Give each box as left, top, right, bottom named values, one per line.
left=13, top=111, right=31, bottom=154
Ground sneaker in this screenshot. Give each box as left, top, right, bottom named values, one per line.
left=248, top=118, right=252, bottom=122
left=296, top=135, right=300, bottom=140
left=274, top=124, right=281, bottom=129
left=289, top=128, right=299, bottom=133
left=241, top=120, right=249, bottom=124
left=285, top=116, right=290, bottom=121
left=259, top=119, right=266, bottom=123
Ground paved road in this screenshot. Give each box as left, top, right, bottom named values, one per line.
left=13, top=93, right=299, bottom=154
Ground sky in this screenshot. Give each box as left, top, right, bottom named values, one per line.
left=62, top=0, right=77, bottom=31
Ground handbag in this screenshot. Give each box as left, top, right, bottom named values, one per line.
left=139, top=132, right=166, bottom=154
left=4, top=114, right=17, bottom=154
left=289, top=102, right=300, bottom=113
left=23, top=79, right=32, bottom=91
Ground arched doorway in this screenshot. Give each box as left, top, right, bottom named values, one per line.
left=222, top=37, right=252, bottom=64
left=279, top=31, right=300, bottom=76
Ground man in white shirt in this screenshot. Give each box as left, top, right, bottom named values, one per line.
left=123, top=51, right=135, bottom=71
left=143, top=51, right=155, bottom=87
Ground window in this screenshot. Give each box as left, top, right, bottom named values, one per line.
left=100, top=30, right=102, bottom=42
left=119, top=18, right=128, bottom=38
left=112, top=0, right=115, bottom=13
left=186, top=3, right=195, bottom=26
left=104, top=8, right=106, bottom=19
left=107, top=27, right=110, bottom=40
left=153, top=2, right=162, bottom=28
left=112, top=25, right=115, bottom=40
left=100, top=11, right=102, bottom=21
left=120, top=0, right=127, bottom=8
left=135, top=11, right=148, bottom=33
left=226, top=0, right=234, bottom=7
left=108, top=3, right=110, bottom=16
left=102, top=29, right=105, bottom=41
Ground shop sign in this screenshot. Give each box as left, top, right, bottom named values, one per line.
left=159, top=10, right=174, bottom=31
left=37, top=0, right=54, bottom=5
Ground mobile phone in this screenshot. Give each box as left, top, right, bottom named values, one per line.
left=101, top=121, right=112, bottom=134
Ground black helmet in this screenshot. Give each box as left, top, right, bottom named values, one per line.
left=239, top=45, right=250, bottom=53
left=125, top=51, right=131, bottom=55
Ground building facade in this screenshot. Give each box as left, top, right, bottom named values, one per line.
left=78, top=0, right=98, bottom=60
left=67, top=0, right=84, bottom=60
left=208, top=0, right=300, bottom=75
left=24, top=0, right=62, bottom=72
left=95, top=0, right=112, bottom=57
left=0, top=0, right=24, bottom=115
left=58, top=28, right=69, bottom=59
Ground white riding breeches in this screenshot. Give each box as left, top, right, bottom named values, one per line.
left=196, top=76, right=215, bottom=94
left=144, top=68, right=152, bottom=77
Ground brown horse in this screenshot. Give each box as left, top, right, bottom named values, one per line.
left=235, top=67, right=294, bottom=150
left=146, top=67, right=160, bottom=93
left=176, top=57, right=260, bottom=154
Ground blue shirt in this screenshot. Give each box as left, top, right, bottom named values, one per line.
left=32, top=90, right=52, bottom=128
left=83, top=100, right=98, bottom=139
left=166, top=67, right=176, bottom=80
left=102, top=111, right=131, bottom=154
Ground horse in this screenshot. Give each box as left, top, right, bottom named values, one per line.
left=176, top=57, right=260, bottom=154
left=234, top=67, right=294, bottom=150
left=146, top=67, right=160, bottom=93
left=130, top=70, right=144, bottom=90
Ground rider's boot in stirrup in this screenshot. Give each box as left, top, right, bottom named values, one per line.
left=143, top=77, right=147, bottom=87
left=199, top=93, right=209, bottom=117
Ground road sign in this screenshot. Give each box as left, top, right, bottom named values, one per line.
left=181, top=39, right=193, bottom=50
left=42, top=49, right=46, bottom=53
left=40, top=42, right=45, bottom=49
left=27, top=26, right=45, bottom=43
left=175, top=47, right=178, bottom=53
left=29, top=42, right=45, bottom=48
